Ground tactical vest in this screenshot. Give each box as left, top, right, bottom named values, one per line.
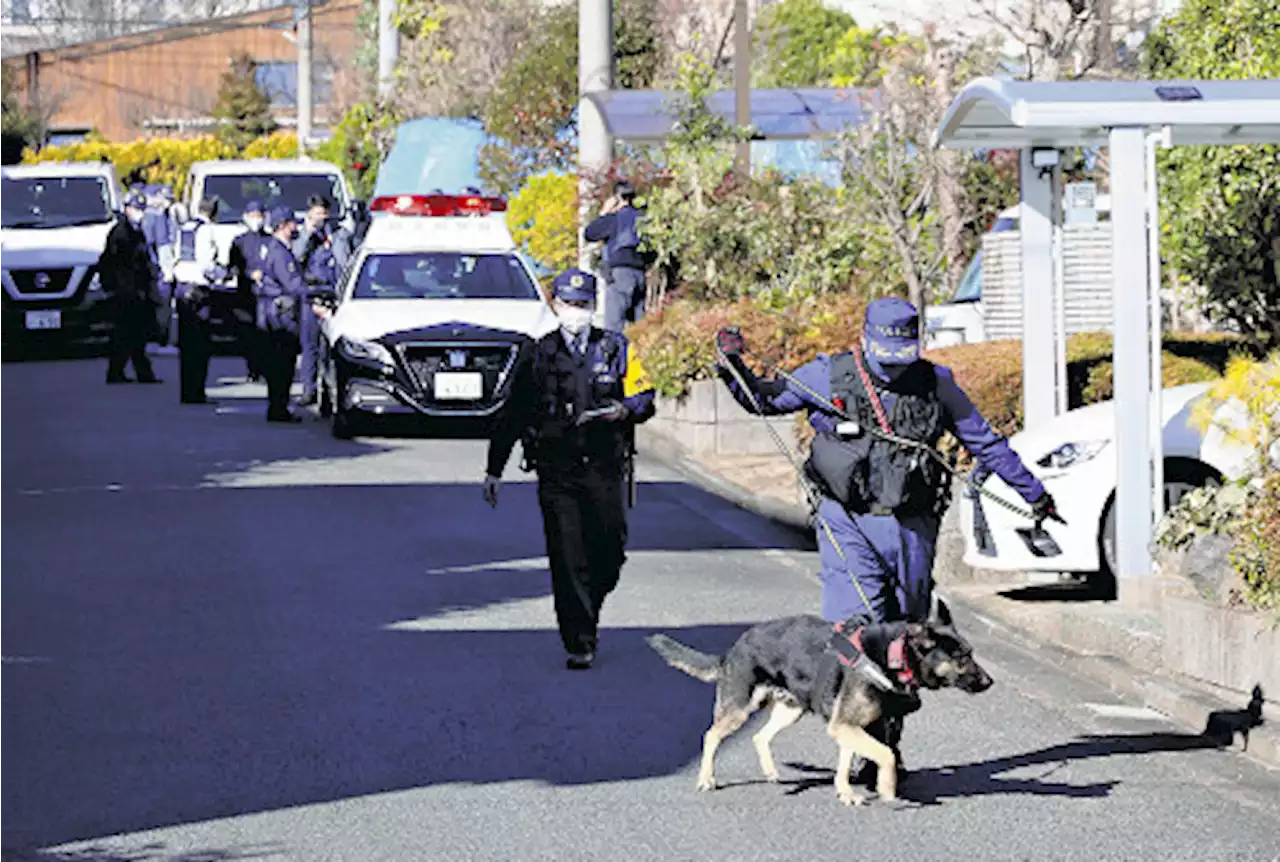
left=805, top=354, right=950, bottom=518
left=526, top=329, right=629, bottom=467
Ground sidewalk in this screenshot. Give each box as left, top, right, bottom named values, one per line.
left=637, top=425, right=1280, bottom=771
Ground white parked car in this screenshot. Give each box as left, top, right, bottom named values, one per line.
left=959, top=382, right=1257, bottom=578
left=184, top=158, right=358, bottom=261
left=319, top=192, right=559, bottom=438
left=1, top=162, right=122, bottom=354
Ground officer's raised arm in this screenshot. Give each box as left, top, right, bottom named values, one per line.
left=934, top=365, right=1055, bottom=514
left=714, top=327, right=829, bottom=416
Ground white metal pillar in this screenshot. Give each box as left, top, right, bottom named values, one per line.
left=296, top=0, right=313, bottom=154
left=377, top=0, right=399, bottom=100
left=1110, top=126, right=1154, bottom=582
left=1146, top=131, right=1166, bottom=524
left=1018, top=149, right=1060, bottom=429
left=578, top=0, right=614, bottom=288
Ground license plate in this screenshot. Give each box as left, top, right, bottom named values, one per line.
left=25, top=310, right=62, bottom=330
left=433, top=371, right=483, bottom=400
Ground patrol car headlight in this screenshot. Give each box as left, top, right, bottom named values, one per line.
left=338, top=337, right=395, bottom=370
left=1036, top=439, right=1109, bottom=470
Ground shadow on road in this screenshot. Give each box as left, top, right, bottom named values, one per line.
left=769, top=730, right=1235, bottom=806
left=1, top=841, right=285, bottom=862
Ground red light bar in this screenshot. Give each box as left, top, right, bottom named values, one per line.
left=370, top=194, right=508, bottom=216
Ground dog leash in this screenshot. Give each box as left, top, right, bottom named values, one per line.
left=734, top=343, right=1057, bottom=526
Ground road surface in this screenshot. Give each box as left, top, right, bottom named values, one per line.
left=3, top=356, right=1278, bottom=862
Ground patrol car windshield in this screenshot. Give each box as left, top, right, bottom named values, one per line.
left=1, top=176, right=113, bottom=229
left=202, top=174, right=346, bottom=224
left=353, top=253, right=539, bottom=301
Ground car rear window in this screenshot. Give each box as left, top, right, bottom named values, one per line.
left=352, top=253, right=539, bottom=301
left=201, top=173, right=346, bottom=224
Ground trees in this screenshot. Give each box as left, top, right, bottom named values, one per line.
left=211, top=54, right=276, bottom=151
left=751, top=0, right=855, bottom=87
left=478, top=0, right=663, bottom=194
left=2, top=64, right=45, bottom=160
left=1144, top=0, right=1280, bottom=345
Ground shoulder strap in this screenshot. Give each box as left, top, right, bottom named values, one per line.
left=852, top=347, right=894, bottom=435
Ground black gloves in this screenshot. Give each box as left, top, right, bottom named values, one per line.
left=716, top=326, right=746, bottom=359
left=1031, top=492, right=1062, bottom=524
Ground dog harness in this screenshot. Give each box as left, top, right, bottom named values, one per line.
left=830, top=620, right=919, bottom=691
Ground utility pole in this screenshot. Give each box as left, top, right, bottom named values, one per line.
left=378, top=0, right=398, bottom=100
left=577, top=0, right=613, bottom=270
left=296, top=0, right=313, bottom=155
left=733, top=0, right=750, bottom=178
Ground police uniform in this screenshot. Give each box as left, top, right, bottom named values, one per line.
left=718, top=297, right=1050, bottom=624
left=486, top=269, right=656, bottom=668
left=292, top=220, right=351, bottom=403
left=230, top=201, right=269, bottom=380
left=253, top=206, right=309, bottom=422
left=101, top=191, right=161, bottom=384
left=173, top=210, right=226, bottom=403
left=583, top=198, right=647, bottom=332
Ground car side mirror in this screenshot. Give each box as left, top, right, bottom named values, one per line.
left=349, top=199, right=369, bottom=223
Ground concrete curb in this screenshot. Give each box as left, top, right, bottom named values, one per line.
left=637, top=427, right=1280, bottom=772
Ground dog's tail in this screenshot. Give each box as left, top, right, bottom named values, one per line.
left=646, top=633, right=721, bottom=683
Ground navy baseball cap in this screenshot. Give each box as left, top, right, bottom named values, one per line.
left=266, top=205, right=296, bottom=229
left=122, top=191, right=147, bottom=209
left=244, top=199, right=265, bottom=215
left=551, top=268, right=597, bottom=303
left=863, top=297, right=921, bottom=365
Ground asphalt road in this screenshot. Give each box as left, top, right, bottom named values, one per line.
left=3, top=356, right=1279, bottom=862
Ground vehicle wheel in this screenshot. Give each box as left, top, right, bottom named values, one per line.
left=1099, top=459, right=1222, bottom=581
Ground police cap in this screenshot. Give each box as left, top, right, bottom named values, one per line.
left=266, top=205, right=297, bottom=230
left=551, top=268, right=597, bottom=303
left=863, top=297, right=921, bottom=365
left=122, top=191, right=147, bottom=210
left=244, top=199, right=265, bottom=215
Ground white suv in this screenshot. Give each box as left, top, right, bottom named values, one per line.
left=2, top=162, right=122, bottom=354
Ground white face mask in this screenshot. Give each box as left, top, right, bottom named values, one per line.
left=244, top=215, right=264, bottom=232
left=556, top=303, right=594, bottom=335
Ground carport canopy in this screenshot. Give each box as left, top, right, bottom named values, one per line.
left=934, top=76, right=1280, bottom=148
left=583, top=87, right=869, bottom=141
left=932, top=75, right=1280, bottom=591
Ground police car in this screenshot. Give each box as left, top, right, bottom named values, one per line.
left=2, top=162, right=122, bottom=354
left=318, top=192, right=558, bottom=438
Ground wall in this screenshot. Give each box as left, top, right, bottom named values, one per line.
left=13, top=1, right=358, bottom=141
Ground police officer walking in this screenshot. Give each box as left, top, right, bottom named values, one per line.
left=717, top=297, right=1056, bottom=625
left=715, top=296, right=1057, bottom=779
left=292, top=194, right=351, bottom=406
left=484, top=268, right=656, bottom=670
left=100, top=190, right=162, bottom=385
left=174, top=197, right=227, bottom=404
left=253, top=205, right=309, bottom=423
left=584, top=180, right=648, bottom=332
left=230, top=200, right=269, bottom=382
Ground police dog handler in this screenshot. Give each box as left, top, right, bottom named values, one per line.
left=716, top=297, right=1058, bottom=624
left=484, top=269, right=656, bottom=670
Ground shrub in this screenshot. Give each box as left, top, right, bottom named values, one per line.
left=1232, top=474, right=1280, bottom=613
left=24, top=135, right=237, bottom=196
left=241, top=131, right=299, bottom=160
left=1189, top=351, right=1280, bottom=480
left=508, top=172, right=578, bottom=275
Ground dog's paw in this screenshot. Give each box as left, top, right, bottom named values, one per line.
left=837, top=788, right=868, bottom=807
left=695, top=775, right=719, bottom=792
left=761, top=768, right=781, bottom=783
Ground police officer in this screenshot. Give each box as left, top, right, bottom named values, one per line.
left=101, top=190, right=163, bottom=385
left=584, top=179, right=648, bottom=332
left=292, top=194, right=351, bottom=406
left=717, top=297, right=1057, bottom=780
left=174, top=196, right=226, bottom=404
left=230, top=200, right=268, bottom=382
left=717, top=297, right=1057, bottom=625
left=484, top=268, right=656, bottom=670
left=253, top=205, right=309, bottom=423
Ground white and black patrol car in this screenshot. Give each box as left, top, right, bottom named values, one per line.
left=2, top=162, right=122, bottom=354
left=319, top=192, right=558, bottom=438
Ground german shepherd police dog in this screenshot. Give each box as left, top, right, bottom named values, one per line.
left=647, top=599, right=993, bottom=806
